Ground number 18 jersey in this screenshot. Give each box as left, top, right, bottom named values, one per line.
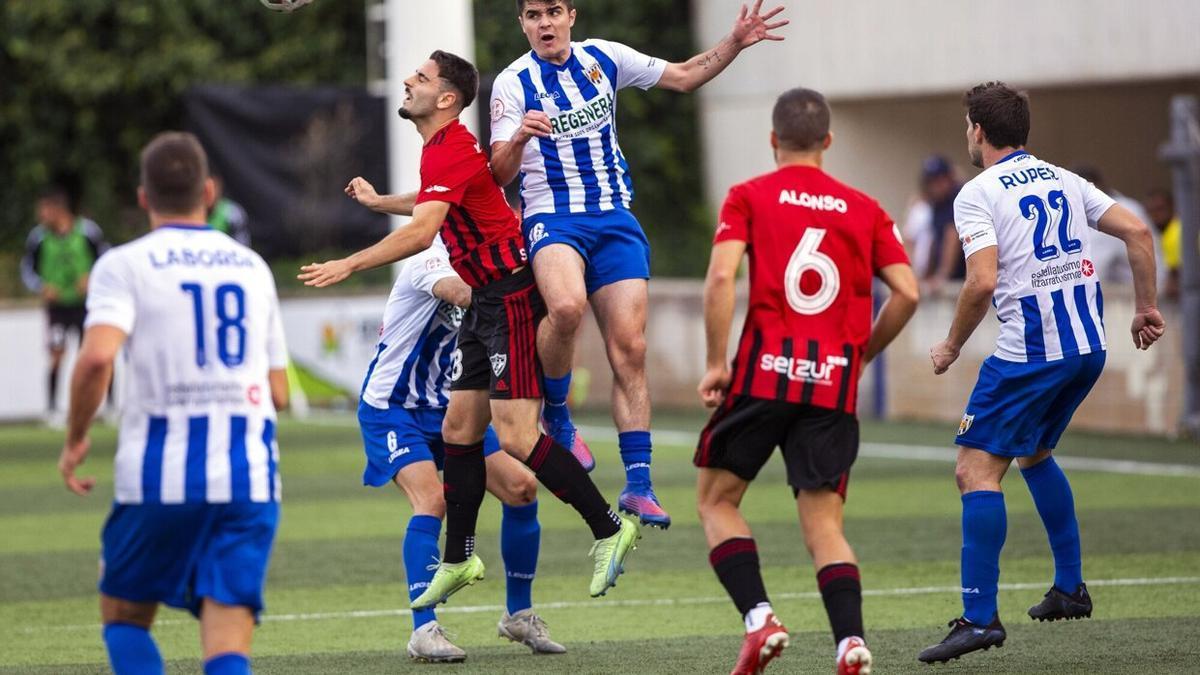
left=954, top=151, right=1116, bottom=363
left=717, top=165, right=909, bottom=415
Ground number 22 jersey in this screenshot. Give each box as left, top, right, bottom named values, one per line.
left=716, top=165, right=909, bottom=415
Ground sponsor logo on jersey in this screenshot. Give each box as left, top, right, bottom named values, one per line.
left=424, top=185, right=451, bottom=193
left=490, top=97, right=506, bottom=122
left=716, top=221, right=733, bottom=236
left=548, top=93, right=614, bottom=140
left=246, top=384, right=262, bottom=406
left=759, top=353, right=848, bottom=384
left=1031, top=259, right=1085, bottom=288
left=584, top=63, right=604, bottom=85
left=528, top=222, right=548, bottom=246
left=534, top=90, right=561, bottom=101
left=958, top=413, right=975, bottom=436
left=490, top=352, right=508, bottom=377
left=1082, top=259, right=1095, bottom=277
left=778, top=190, right=849, bottom=214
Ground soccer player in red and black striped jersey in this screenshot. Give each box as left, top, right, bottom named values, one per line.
left=695, top=88, right=919, bottom=675
left=300, top=50, right=639, bottom=605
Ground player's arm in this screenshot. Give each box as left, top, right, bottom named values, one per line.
left=863, top=263, right=919, bottom=367
left=298, top=201, right=448, bottom=287
left=1097, top=202, right=1165, bottom=349
left=432, top=277, right=472, bottom=309
left=930, top=246, right=997, bottom=374
left=60, top=324, right=126, bottom=495
left=656, top=1, right=787, bottom=93
left=346, top=177, right=418, bottom=216
left=699, top=239, right=746, bottom=407
left=268, top=368, right=289, bottom=411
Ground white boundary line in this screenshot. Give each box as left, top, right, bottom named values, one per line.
left=24, top=575, right=1200, bottom=633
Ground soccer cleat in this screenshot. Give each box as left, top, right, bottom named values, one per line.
left=497, top=609, right=567, bottom=654
left=917, top=614, right=1006, bottom=664
left=730, top=614, right=789, bottom=675
left=837, top=637, right=872, bottom=675
left=588, top=515, right=640, bottom=597
left=406, top=621, right=466, bottom=663
left=1028, top=583, right=1092, bottom=622
left=541, top=414, right=595, bottom=472
left=409, top=554, right=485, bottom=610
left=618, top=482, right=672, bottom=529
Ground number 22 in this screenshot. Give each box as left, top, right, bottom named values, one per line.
left=1020, top=189, right=1081, bottom=262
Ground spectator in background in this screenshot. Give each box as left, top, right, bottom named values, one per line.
left=206, top=172, right=252, bottom=246
left=918, top=155, right=965, bottom=295
left=1072, top=166, right=1161, bottom=286
left=21, top=185, right=108, bottom=417
left=1144, top=188, right=1180, bottom=300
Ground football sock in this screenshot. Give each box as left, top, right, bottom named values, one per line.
left=203, top=652, right=250, bottom=675
left=817, top=562, right=864, bottom=644
left=501, top=501, right=540, bottom=615
left=744, top=602, right=774, bottom=632
left=524, top=434, right=620, bottom=539
left=103, top=623, right=163, bottom=675
left=48, top=366, right=59, bottom=411
left=709, top=537, right=770, bottom=619
left=1020, top=457, right=1083, bottom=591
left=404, top=514, right=442, bottom=629
left=542, top=372, right=573, bottom=428
left=618, top=431, right=653, bottom=486
left=960, top=490, right=1007, bottom=626
left=442, top=441, right=486, bottom=564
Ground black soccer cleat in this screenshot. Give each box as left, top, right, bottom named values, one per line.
left=917, top=614, right=1006, bottom=664
left=1028, top=583, right=1092, bottom=622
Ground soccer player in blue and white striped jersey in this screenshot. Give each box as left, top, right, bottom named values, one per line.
left=489, top=0, right=788, bottom=529
left=919, top=83, right=1166, bottom=664
left=57, top=132, right=289, bottom=675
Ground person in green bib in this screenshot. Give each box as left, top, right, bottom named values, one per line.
left=21, top=186, right=108, bottom=414
left=206, top=173, right=251, bottom=246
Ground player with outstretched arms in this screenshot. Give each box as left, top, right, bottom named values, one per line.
left=485, top=0, right=789, bottom=529
left=918, top=82, right=1165, bottom=664
left=58, top=132, right=289, bottom=675
left=696, top=88, right=919, bottom=675
left=300, top=50, right=639, bottom=608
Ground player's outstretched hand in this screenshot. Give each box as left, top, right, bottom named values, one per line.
left=698, top=365, right=732, bottom=408
left=346, top=177, right=381, bottom=210
left=731, top=0, right=788, bottom=49
left=930, top=339, right=960, bottom=375
left=514, top=111, right=553, bottom=144
left=59, top=436, right=96, bottom=496
left=299, top=259, right=354, bottom=288
left=1131, top=307, right=1166, bottom=350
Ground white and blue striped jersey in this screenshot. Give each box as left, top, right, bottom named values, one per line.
left=955, top=151, right=1117, bottom=363
left=490, top=39, right=666, bottom=218
left=360, top=237, right=463, bottom=411
left=85, top=224, right=288, bottom=505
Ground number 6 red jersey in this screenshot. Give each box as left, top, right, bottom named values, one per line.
left=716, top=165, right=909, bottom=414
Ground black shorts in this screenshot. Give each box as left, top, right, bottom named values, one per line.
left=450, top=266, right=545, bottom=400
left=695, top=395, right=859, bottom=498
left=46, top=305, right=86, bottom=351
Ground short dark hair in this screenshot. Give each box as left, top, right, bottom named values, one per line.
left=430, top=50, right=479, bottom=111
left=37, top=184, right=74, bottom=212
left=772, top=88, right=831, bottom=152
left=140, top=131, right=209, bottom=215
left=963, top=81, right=1030, bottom=149
left=516, top=0, right=574, bottom=14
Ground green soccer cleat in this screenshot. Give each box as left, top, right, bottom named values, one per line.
left=410, top=554, right=486, bottom=610
left=589, top=515, right=640, bottom=597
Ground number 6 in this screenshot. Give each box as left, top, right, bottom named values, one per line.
left=784, top=228, right=840, bottom=315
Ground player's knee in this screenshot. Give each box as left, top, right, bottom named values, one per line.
left=101, top=595, right=156, bottom=627
left=607, top=331, right=647, bottom=370
left=499, top=472, right=537, bottom=506
left=545, top=295, right=586, bottom=335
left=411, top=481, right=446, bottom=518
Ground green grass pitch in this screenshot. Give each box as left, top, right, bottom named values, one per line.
left=2, top=414, right=1199, bottom=674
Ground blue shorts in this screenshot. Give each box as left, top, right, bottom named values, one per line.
left=358, top=401, right=501, bottom=486
left=522, top=208, right=651, bottom=295
left=956, top=352, right=1106, bottom=457
left=99, top=501, right=279, bottom=618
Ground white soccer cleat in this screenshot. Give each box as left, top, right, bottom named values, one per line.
left=837, top=636, right=872, bottom=675
left=406, top=621, right=466, bottom=663
left=498, top=609, right=567, bottom=654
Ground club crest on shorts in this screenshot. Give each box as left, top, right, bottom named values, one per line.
left=958, top=413, right=975, bottom=436
left=490, top=352, right=508, bottom=377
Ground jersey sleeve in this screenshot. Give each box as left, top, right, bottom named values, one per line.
left=414, top=140, right=483, bottom=207
left=715, top=184, right=751, bottom=244
left=409, top=237, right=461, bottom=296
left=489, top=71, right=526, bottom=145
left=20, top=227, right=44, bottom=292
left=1072, top=173, right=1118, bottom=228
left=81, top=218, right=110, bottom=260
left=953, top=182, right=998, bottom=259
left=872, top=205, right=910, bottom=272
left=83, top=251, right=136, bottom=334
left=261, top=265, right=288, bottom=370
left=595, top=39, right=666, bottom=91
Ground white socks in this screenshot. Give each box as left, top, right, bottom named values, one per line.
left=744, top=602, right=774, bottom=632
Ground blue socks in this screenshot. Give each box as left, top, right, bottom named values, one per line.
left=1020, top=457, right=1083, bottom=592
left=404, top=514, right=442, bottom=630
left=542, top=373, right=573, bottom=429
left=618, top=431, right=652, bottom=486
left=960, top=490, right=1007, bottom=626
left=204, top=653, right=250, bottom=675
left=500, top=501, right=540, bottom=615
left=103, top=623, right=163, bottom=675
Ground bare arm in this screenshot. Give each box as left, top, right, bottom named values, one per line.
left=298, top=200, right=449, bottom=287
left=432, top=276, right=472, bottom=309
left=345, top=177, right=418, bottom=216
left=1097, top=203, right=1166, bottom=349
left=863, top=263, right=920, bottom=366
left=930, top=246, right=997, bottom=374
left=60, top=325, right=126, bottom=495
left=269, top=368, right=289, bottom=412
left=699, top=240, right=746, bottom=407
left=657, top=1, right=787, bottom=93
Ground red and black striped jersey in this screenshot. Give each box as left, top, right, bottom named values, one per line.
left=415, top=119, right=527, bottom=288
left=716, top=165, right=910, bottom=415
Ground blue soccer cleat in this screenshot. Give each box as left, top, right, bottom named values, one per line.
left=618, top=482, right=671, bottom=529
left=541, top=413, right=595, bottom=472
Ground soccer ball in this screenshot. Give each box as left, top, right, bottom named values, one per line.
left=260, top=0, right=314, bottom=12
